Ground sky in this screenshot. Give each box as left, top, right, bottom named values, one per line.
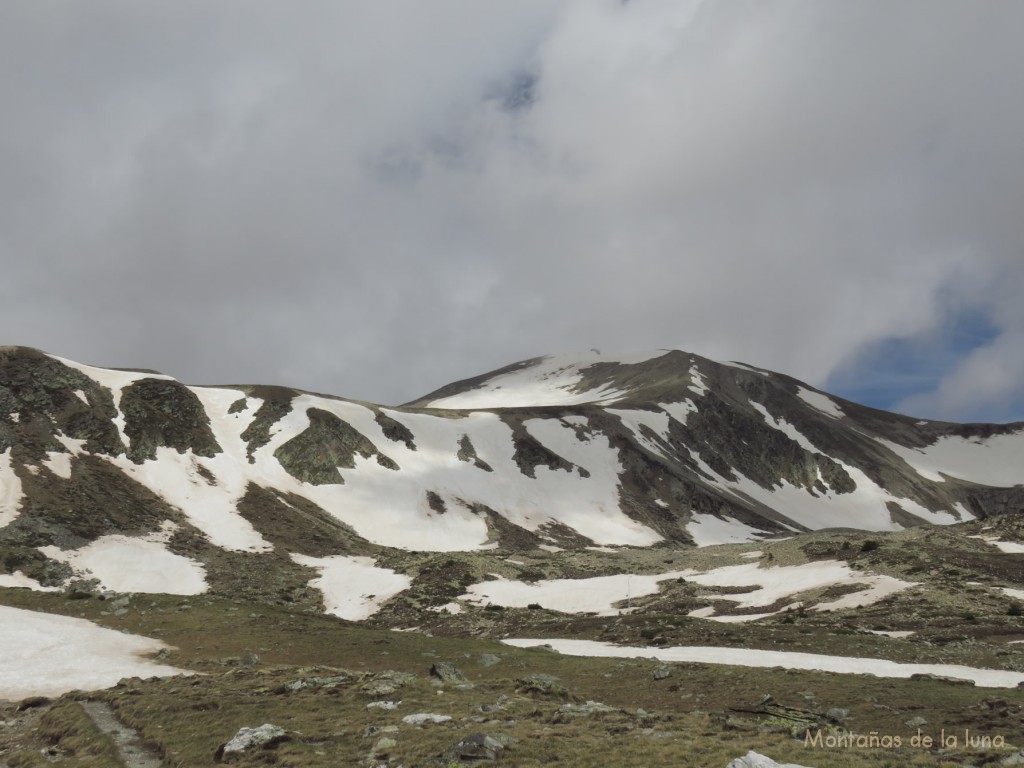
left=1, top=1, right=1023, bottom=423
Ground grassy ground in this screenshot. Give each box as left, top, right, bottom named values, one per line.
left=1, top=522, right=1022, bottom=766
left=0, top=584, right=1021, bottom=767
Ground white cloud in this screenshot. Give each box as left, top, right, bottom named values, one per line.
left=1, top=1, right=1022, bottom=419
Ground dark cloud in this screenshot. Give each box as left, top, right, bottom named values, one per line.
left=1, top=1, right=1023, bottom=421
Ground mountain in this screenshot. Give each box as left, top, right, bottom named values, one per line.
left=1, top=345, right=1020, bottom=566
left=2, top=345, right=1023, bottom=766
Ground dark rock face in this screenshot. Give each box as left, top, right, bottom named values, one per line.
left=274, top=407, right=398, bottom=484
left=0, top=347, right=124, bottom=461
left=121, top=379, right=221, bottom=463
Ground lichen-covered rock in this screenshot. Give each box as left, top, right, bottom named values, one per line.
left=274, top=407, right=398, bottom=484
left=121, top=378, right=221, bottom=463
left=430, top=661, right=468, bottom=684
left=441, top=732, right=516, bottom=763
left=515, top=673, right=571, bottom=699
left=215, top=723, right=288, bottom=761
left=725, top=751, right=817, bottom=768
left=402, top=712, right=451, bottom=725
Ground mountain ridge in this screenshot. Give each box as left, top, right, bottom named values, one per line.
left=1, top=345, right=1020, bottom=578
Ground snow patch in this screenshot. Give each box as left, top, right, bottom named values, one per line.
left=106, top=386, right=272, bottom=553
left=292, top=554, right=412, bottom=621
left=688, top=514, right=766, bottom=546
left=423, top=351, right=668, bottom=409
left=0, top=571, right=61, bottom=591
left=0, top=448, right=23, bottom=528
left=688, top=365, right=709, bottom=396
left=685, top=560, right=916, bottom=618
left=39, top=524, right=207, bottom=595
left=661, top=399, right=698, bottom=426
left=971, top=536, right=1024, bottom=554
left=0, top=605, right=190, bottom=700
left=878, top=431, right=1024, bottom=487
left=501, top=638, right=1024, bottom=688
left=796, top=388, right=844, bottom=419
left=461, top=570, right=689, bottom=616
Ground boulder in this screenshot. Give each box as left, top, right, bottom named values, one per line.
left=515, top=673, right=570, bottom=699
left=431, top=661, right=469, bottom=684
left=442, top=732, right=515, bottom=763
left=726, top=751, right=817, bottom=768
left=557, top=700, right=620, bottom=717
left=215, top=724, right=288, bottom=761
left=402, top=712, right=452, bottom=725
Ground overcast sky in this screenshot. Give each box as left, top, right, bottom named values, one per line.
left=2, top=1, right=1022, bottom=422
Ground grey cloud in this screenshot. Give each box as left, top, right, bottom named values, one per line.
left=1, top=1, right=1023, bottom=419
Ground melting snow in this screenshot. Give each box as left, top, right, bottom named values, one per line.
left=607, top=408, right=672, bottom=458
left=465, top=559, right=914, bottom=621
left=661, top=399, right=698, bottom=426
left=688, top=365, right=710, bottom=396
left=39, top=522, right=207, bottom=595
left=423, top=351, right=668, bottom=409
left=0, top=605, right=190, bottom=700
left=291, top=554, right=412, bottom=620
left=0, top=448, right=23, bottom=528
left=688, top=514, right=766, bottom=546
left=685, top=560, right=915, bottom=617
left=0, top=571, right=60, bottom=591
left=249, top=401, right=660, bottom=550
left=878, top=431, right=1024, bottom=487
left=107, top=386, right=272, bottom=553
left=501, top=639, right=1024, bottom=688
left=42, top=434, right=86, bottom=479
left=461, top=571, right=688, bottom=616
left=1001, top=588, right=1024, bottom=601
left=971, top=536, right=1024, bottom=554
left=796, top=388, right=844, bottom=419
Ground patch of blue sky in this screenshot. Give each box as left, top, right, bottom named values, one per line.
left=825, top=305, right=1002, bottom=419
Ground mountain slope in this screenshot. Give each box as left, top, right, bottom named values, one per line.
left=1, top=345, right=1021, bottom=580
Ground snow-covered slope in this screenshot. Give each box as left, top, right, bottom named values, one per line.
left=0, top=346, right=1021, bottom=588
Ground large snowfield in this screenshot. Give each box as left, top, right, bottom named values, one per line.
left=0, top=605, right=189, bottom=700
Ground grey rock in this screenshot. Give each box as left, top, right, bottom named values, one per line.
left=217, top=723, right=288, bottom=759
left=725, top=751, right=817, bottom=768
left=653, top=665, right=672, bottom=680
left=366, top=700, right=401, bottom=711
left=1001, top=752, right=1024, bottom=766
left=908, top=673, right=974, bottom=686
left=431, top=661, right=468, bottom=683
left=361, top=670, right=416, bottom=696
left=443, top=732, right=516, bottom=763
left=904, top=716, right=927, bottom=728
left=372, top=736, right=397, bottom=753
left=402, top=712, right=452, bottom=725
left=515, top=673, right=569, bottom=698
left=478, top=654, right=502, bottom=667
left=825, top=708, right=848, bottom=721
left=557, top=700, right=620, bottom=717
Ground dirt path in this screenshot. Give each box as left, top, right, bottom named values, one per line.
left=79, top=700, right=163, bottom=768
